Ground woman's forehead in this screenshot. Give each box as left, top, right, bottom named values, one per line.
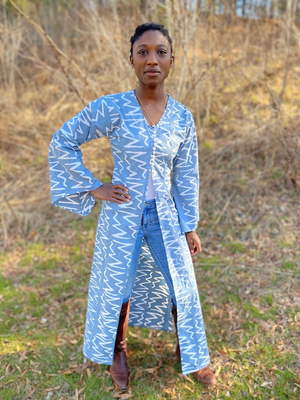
left=133, top=30, right=170, bottom=48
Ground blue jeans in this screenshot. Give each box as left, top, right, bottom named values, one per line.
left=123, top=199, right=177, bottom=306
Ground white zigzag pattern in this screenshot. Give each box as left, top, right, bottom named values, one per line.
left=49, top=90, right=210, bottom=374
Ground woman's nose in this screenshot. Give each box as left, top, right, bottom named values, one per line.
left=147, top=51, right=158, bottom=65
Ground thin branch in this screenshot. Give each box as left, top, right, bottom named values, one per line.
left=8, top=0, right=99, bottom=99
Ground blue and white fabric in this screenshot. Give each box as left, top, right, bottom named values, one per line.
left=49, top=90, right=210, bottom=374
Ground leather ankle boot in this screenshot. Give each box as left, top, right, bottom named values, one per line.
left=171, top=302, right=216, bottom=386
left=192, top=367, right=216, bottom=385
left=171, top=302, right=181, bottom=359
left=110, top=299, right=130, bottom=390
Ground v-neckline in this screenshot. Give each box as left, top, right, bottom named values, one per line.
left=132, top=89, right=169, bottom=128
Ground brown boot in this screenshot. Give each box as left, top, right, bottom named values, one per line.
left=110, top=299, right=130, bottom=390
left=171, top=301, right=180, bottom=359
left=192, top=367, right=216, bottom=385
left=172, top=302, right=216, bottom=386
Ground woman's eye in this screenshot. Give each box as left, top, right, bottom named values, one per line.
left=138, top=50, right=147, bottom=55
left=158, top=50, right=167, bottom=55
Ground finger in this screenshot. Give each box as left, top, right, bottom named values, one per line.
left=188, top=239, right=195, bottom=254
left=114, top=184, right=129, bottom=193
left=113, top=187, right=131, bottom=200
left=110, top=197, right=124, bottom=204
left=111, top=194, right=130, bottom=203
left=193, top=247, right=201, bottom=256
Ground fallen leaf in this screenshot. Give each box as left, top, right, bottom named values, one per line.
left=20, top=368, right=29, bottom=379
left=27, top=388, right=36, bottom=398
left=112, top=390, right=133, bottom=399
left=215, top=365, right=222, bottom=377
left=2, top=379, right=15, bottom=385
left=134, top=369, right=144, bottom=380
left=144, top=367, right=159, bottom=374
left=86, top=368, right=91, bottom=378
left=261, top=381, right=272, bottom=387
left=162, top=389, right=174, bottom=395
left=58, top=369, right=74, bottom=375
left=164, top=365, right=176, bottom=374
left=30, top=369, right=42, bottom=375
left=182, top=383, right=194, bottom=392
left=182, top=374, right=195, bottom=384
left=57, top=347, right=64, bottom=356
left=19, top=351, right=28, bottom=363
left=128, top=331, right=139, bottom=338
left=45, top=386, right=60, bottom=392
left=218, top=350, right=228, bottom=363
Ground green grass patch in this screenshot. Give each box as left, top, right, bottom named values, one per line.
left=223, top=291, right=241, bottom=304
left=35, top=255, right=61, bottom=270
left=260, top=294, right=273, bottom=306
left=242, top=302, right=276, bottom=321
left=273, top=167, right=283, bottom=179
left=224, top=241, right=246, bottom=253
left=202, top=140, right=214, bottom=152
left=197, top=255, right=223, bottom=271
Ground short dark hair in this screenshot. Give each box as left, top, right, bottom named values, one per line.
left=130, top=23, right=173, bottom=56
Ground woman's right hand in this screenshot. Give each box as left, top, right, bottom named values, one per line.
left=90, top=183, right=131, bottom=204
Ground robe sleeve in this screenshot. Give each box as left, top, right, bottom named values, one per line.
left=49, top=97, right=115, bottom=216
left=172, top=111, right=199, bottom=233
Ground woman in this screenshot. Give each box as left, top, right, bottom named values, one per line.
left=49, top=23, right=215, bottom=390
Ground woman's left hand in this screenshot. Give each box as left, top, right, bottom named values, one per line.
left=185, top=231, right=202, bottom=256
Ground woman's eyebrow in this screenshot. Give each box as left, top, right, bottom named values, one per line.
left=136, top=43, right=168, bottom=49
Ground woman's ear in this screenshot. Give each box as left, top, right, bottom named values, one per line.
left=129, top=55, right=134, bottom=68
left=170, top=56, right=175, bottom=68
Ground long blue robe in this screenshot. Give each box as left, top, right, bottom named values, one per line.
left=49, top=90, right=210, bottom=374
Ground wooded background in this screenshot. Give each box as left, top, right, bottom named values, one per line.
left=1, top=0, right=299, bottom=248
left=0, top=2, right=299, bottom=399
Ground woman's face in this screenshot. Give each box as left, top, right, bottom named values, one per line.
left=130, top=30, right=174, bottom=89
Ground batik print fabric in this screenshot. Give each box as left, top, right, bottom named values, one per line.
left=49, top=90, right=210, bottom=374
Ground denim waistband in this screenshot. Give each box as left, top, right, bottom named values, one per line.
left=144, top=198, right=156, bottom=206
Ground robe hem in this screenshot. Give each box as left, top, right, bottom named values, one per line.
left=128, top=321, right=174, bottom=333
left=82, top=349, right=113, bottom=366
left=181, top=359, right=211, bottom=376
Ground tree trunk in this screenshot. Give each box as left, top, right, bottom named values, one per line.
left=140, top=0, right=147, bottom=14
left=242, top=0, right=246, bottom=17
left=225, top=0, right=235, bottom=24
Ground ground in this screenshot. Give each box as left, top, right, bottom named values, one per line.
left=0, top=195, right=299, bottom=399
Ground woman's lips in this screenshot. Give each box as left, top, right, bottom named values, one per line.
left=145, top=70, right=160, bottom=76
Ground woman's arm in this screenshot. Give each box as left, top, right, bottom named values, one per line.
left=49, top=97, right=120, bottom=215
left=172, top=111, right=199, bottom=234
left=172, top=111, right=202, bottom=256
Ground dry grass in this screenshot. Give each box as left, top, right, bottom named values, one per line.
left=1, top=1, right=299, bottom=250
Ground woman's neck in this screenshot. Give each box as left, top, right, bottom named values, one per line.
left=135, top=84, right=166, bottom=104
